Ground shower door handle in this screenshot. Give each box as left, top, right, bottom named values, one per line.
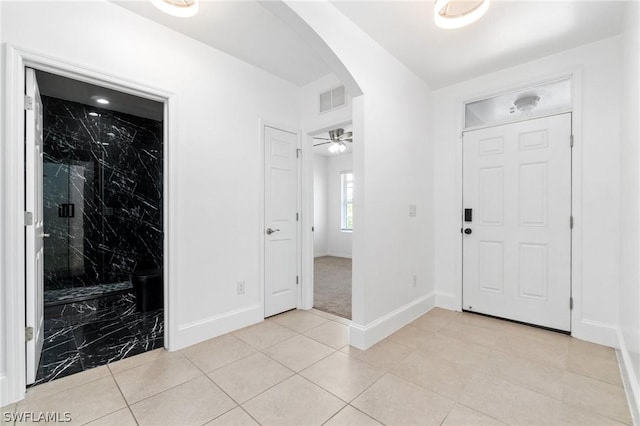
left=42, top=233, right=51, bottom=238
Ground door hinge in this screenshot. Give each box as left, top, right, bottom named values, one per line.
left=570, top=297, right=574, bottom=310
left=296, top=148, right=301, bottom=158
left=570, top=134, right=574, bottom=148
left=296, top=212, right=299, bottom=222
left=24, top=95, right=34, bottom=111
left=296, top=275, right=299, bottom=285
left=25, top=326, right=33, bottom=342
left=24, top=211, right=33, bottom=226
left=570, top=216, right=574, bottom=229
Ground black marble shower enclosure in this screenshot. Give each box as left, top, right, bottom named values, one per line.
left=42, top=95, right=163, bottom=299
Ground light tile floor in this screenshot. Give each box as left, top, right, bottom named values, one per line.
left=2, top=308, right=633, bottom=425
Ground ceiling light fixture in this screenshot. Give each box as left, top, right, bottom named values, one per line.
left=150, top=0, right=199, bottom=18
left=328, top=142, right=347, bottom=154
left=89, top=112, right=99, bottom=117
left=514, top=95, right=541, bottom=112
left=96, top=98, right=110, bottom=105
left=434, top=0, right=490, bottom=29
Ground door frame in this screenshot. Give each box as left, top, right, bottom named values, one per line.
left=2, top=45, right=177, bottom=404
left=454, top=68, right=584, bottom=338
left=259, top=121, right=303, bottom=318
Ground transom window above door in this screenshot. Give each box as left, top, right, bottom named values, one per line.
left=465, top=78, right=572, bottom=129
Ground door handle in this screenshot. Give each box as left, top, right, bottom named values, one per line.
left=463, top=228, right=472, bottom=235
left=266, top=228, right=280, bottom=235
left=42, top=233, right=51, bottom=238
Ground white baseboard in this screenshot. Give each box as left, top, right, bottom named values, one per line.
left=324, top=252, right=352, bottom=259
left=173, top=304, right=263, bottom=350
left=435, top=292, right=460, bottom=311
left=617, top=329, right=640, bottom=426
left=349, top=293, right=434, bottom=350
left=314, top=253, right=329, bottom=258
left=572, top=318, right=619, bottom=348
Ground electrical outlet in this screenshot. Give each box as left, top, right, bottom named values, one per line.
left=412, top=275, right=417, bottom=288
left=237, top=281, right=245, bottom=295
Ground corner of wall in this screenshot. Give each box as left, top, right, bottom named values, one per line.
left=349, top=292, right=434, bottom=350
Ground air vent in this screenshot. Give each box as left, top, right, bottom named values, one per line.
left=319, top=85, right=347, bottom=114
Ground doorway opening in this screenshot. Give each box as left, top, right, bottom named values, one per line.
left=311, top=124, right=353, bottom=320
left=28, top=69, right=165, bottom=385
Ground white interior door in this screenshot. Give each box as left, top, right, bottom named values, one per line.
left=25, top=67, right=45, bottom=384
left=462, top=113, right=572, bottom=331
left=264, top=126, right=299, bottom=317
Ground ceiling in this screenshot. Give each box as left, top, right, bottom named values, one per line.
left=36, top=70, right=164, bottom=121
left=112, top=1, right=331, bottom=86
left=113, top=1, right=625, bottom=90
left=331, top=1, right=626, bottom=89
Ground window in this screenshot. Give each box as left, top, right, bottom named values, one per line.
left=341, top=171, right=353, bottom=231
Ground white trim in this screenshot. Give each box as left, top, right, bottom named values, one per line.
left=2, top=44, right=176, bottom=406
left=323, top=252, right=352, bottom=259
left=617, top=329, right=640, bottom=426
left=571, top=319, right=619, bottom=348
left=349, top=293, right=434, bottom=350
left=173, top=304, right=263, bottom=350
left=454, top=68, right=585, bottom=337
left=435, top=292, right=459, bottom=311
left=259, top=120, right=303, bottom=317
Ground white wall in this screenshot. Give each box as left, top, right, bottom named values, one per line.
left=281, top=1, right=435, bottom=349
left=618, top=1, right=640, bottom=421
left=0, top=0, right=300, bottom=405
left=313, top=154, right=328, bottom=255
left=314, top=153, right=353, bottom=258
left=433, top=36, right=622, bottom=346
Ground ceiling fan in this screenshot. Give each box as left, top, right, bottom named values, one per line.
left=313, top=128, right=353, bottom=154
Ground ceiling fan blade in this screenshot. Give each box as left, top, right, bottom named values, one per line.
left=339, top=131, right=353, bottom=141
left=313, top=141, right=332, bottom=146
left=313, top=137, right=331, bottom=141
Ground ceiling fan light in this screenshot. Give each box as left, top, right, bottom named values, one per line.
left=328, top=143, right=339, bottom=153
left=150, top=0, right=199, bottom=17
left=434, top=0, right=490, bottom=30
left=339, top=143, right=347, bottom=153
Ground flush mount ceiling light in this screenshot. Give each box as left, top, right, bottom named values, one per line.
left=150, top=0, right=199, bottom=18
left=434, top=0, right=491, bottom=29
left=96, top=98, right=110, bottom=105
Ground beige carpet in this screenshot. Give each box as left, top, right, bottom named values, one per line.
left=313, top=256, right=352, bottom=320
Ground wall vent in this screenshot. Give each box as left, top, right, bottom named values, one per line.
left=319, top=85, right=346, bottom=114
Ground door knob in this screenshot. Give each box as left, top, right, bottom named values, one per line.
left=266, top=228, right=280, bottom=235
left=464, top=228, right=472, bottom=235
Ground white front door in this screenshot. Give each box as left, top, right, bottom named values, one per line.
left=25, top=67, right=45, bottom=384
left=462, top=113, right=572, bottom=331
left=264, top=126, right=299, bottom=317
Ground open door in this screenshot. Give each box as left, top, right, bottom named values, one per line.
left=264, top=126, right=299, bottom=317
left=25, top=67, right=45, bottom=384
